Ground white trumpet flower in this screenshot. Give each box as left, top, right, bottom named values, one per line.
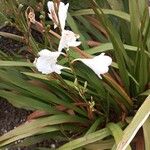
left=34, top=49, right=65, bottom=74
left=47, top=1, right=69, bottom=30
left=58, top=30, right=81, bottom=52
left=74, top=53, right=112, bottom=78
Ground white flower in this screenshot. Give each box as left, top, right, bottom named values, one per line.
left=34, top=49, right=65, bottom=74
left=74, top=53, right=112, bottom=78
left=58, top=2, right=69, bottom=31
left=47, top=1, right=58, bottom=29
left=58, top=30, right=81, bottom=52
left=47, top=1, right=69, bottom=30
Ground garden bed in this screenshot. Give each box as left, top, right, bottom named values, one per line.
left=0, top=1, right=150, bottom=150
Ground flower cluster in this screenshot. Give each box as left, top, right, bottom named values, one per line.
left=34, top=1, right=112, bottom=78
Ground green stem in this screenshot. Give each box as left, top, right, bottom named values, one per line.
left=66, top=49, right=87, bottom=103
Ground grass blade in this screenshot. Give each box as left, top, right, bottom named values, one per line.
left=0, top=115, right=87, bottom=147
left=71, top=9, right=130, bottom=22
left=0, top=90, right=59, bottom=114
left=58, top=128, right=111, bottom=150
left=107, top=123, right=131, bottom=150
left=143, top=117, right=150, bottom=150
left=85, top=118, right=102, bottom=135
left=117, top=95, right=150, bottom=150
left=129, top=0, right=140, bottom=45
left=0, top=12, right=9, bottom=26
left=0, top=61, right=33, bottom=67
left=67, top=13, right=89, bottom=49
left=89, top=0, right=131, bottom=92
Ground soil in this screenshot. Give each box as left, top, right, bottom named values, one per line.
left=0, top=26, right=24, bottom=56
left=0, top=25, right=43, bottom=60
left=0, top=99, right=31, bottom=136
left=0, top=98, right=58, bottom=150
left=0, top=26, right=56, bottom=150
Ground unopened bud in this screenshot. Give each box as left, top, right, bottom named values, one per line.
left=83, top=81, right=87, bottom=92
left=18, top=4, right=24, bottom=11
left=39, top=15, right=45, bottom=20
left=74, top=78, right=79, bottom=91
left=4, top=21, right=10, bottom=26
left=46, top=25, right=51, bottom=31
left=41, top=11, right=45, bottom=16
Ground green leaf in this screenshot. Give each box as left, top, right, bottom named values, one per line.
left=89, top=0, right=130, bottom=92
left=129, top=0, right=140, bottom=45
left=86, top=43, right=137, bottom=54
left=67, top=13, right=89, bottom=49
left=36, top=148, right=51, bottom=150
left=58, top=127, right=111, bottom=150
left=138, top=52, right=149, bottom=92
left=86, top=43, right=150, bottom=59
left=102, top=82, right=130, bottom=110
left=0, top=127, right=59, bottom=147
left=0, top=12, right=8, bottom=26
left=76, top=15, right=106, bottom=41
left=103, top=75, right=133, bottom=107
left=0, top=114, right=87, bottom=147
left=117, top=95, right=150, bottom=150
left=84, top=139, right=114, bottom=150
left=140, top=89, right=150, bottom=96
left=85, top=118, right=102, bottom=135
left=0, top=61, right=33, bottom=67
left=107, top=0, right=124, bottom=10
left=73, top=61, right=106, bottom=97
left=71, top=9, right=130, bottom=22
left=107, top=123, right=131, bottom=150
left=7, top=133, right=55, bottom=148
left=22, top=72, right=48, bottom=80
left=0, top=90, right=59, bottom=114
left=143, top=117, right=150, bottom=150
left=137, top=0, right=147, bottom=20
left=0, top=69, right=86, bottom=116
left=58, top=122, right=125, bottom=150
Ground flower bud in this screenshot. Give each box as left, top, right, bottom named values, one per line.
left=18, top=4, right=24, bottom=12
left=39, top=15, right=45, bottom=21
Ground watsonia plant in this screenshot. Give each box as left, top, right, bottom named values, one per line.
left=0, top=0, right=150, bottom=149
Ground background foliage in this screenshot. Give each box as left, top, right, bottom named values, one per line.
left=0, top=0, right=150, bottom=149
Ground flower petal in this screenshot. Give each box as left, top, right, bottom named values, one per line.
left=34, top=49, right=66, bottom=75
left=47, top=1, right=69, bottom=30
left=74, top=53, right=112, bottom=78
left=94, top=53, right=112, bottom=66
left=38, top=49, right=62, bottom=60
left=34, top=57, right=53, bottom=74
left=47, top=1, right=59, bottom=28
left=58, top=2, right=69, bottom=31
left=52, top=64, right=65, bottom=74
left=58, top=30, right=81, bottom=51
left=67, top=41, right=81, bottom=48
